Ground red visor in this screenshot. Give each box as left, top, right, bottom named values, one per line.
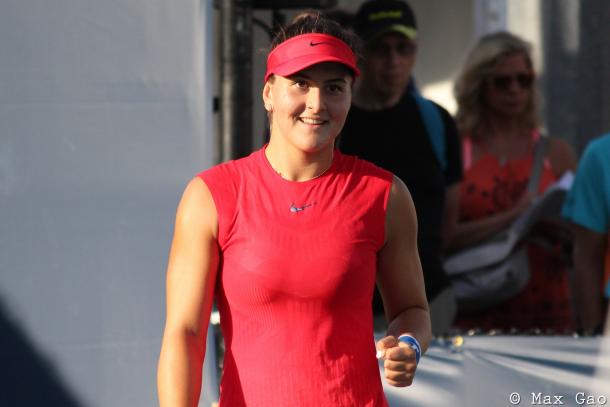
left=264, top=33, right=360, bottom=82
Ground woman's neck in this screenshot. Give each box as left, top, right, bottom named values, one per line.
left=476, top=117, right=533, bottom=162
left=483, top=114, right=529, bottom=140
left=264, top=140, right=334, bottom=182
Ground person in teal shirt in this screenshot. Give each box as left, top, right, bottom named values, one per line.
left=563, top=132, right=610, bottom=334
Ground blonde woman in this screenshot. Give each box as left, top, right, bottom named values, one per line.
left=447, top=32, right=576, bottom=332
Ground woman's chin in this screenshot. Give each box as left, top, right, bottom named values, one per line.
left=295, top=135, right=334, bottom=153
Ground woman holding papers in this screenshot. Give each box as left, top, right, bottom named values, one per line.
left=446, top=32, right=577, bottom=332
left=157, top=11, right=431, bottom=407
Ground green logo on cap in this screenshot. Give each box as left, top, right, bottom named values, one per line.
left=369, top=10, right=403, bottom=21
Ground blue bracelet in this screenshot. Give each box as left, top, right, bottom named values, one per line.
left=398, top=334, right=421, bottom=364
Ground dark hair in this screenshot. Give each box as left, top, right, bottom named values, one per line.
left=269, top=10, right=361, bottom=57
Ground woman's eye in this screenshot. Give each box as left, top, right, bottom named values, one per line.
left=328, top=84, right=344, bottom=93
left=295, top=80, right=308, bottom=89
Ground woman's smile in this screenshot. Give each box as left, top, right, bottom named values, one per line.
left=298, top=116, right=328, bottom=126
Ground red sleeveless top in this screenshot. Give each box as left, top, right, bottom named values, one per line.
left=199, top=147, right=393, bottom=406
left=455, top=132, right=574, bottom=332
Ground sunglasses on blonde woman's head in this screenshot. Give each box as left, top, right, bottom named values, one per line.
left=490, top=73, right=534, bottom=90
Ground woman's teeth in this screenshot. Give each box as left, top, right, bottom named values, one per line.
left=300, top=118, right=324, bottom=125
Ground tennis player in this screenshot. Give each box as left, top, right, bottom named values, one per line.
left=157, top=11, right=431, bottom=407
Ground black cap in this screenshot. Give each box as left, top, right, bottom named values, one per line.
left=354, top=0, right=417, bottom=42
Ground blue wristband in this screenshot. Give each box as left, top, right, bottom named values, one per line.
left=398, top=334, right=421, bottom=364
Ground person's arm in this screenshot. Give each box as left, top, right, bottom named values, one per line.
left=376, top=176, right=432, bottom=387
left=548, top=136, right=577, bottom=176
left=444, top=194, right=531, bottom=252
left=571, top=223, right=607, bottom=333
left=562, top=138, right=609, bottom=332
left=158, top=178, right=220, bottom=407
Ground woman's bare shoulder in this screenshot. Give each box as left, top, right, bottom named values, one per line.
left=175, top=177, right=218, bottom=239
left=547, top=136, right=577, bottom=175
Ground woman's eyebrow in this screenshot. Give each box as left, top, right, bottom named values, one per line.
left=326, top=78, right=348, bottom=84
left=288, top=73, right=348, bottom=84
left=289, top=73, right=312, bottom=80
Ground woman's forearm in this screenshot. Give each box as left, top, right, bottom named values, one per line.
left=386, top=306, right=432, bottom=353
left=158, top=330, right=206, bottom=407
left=444, top=209, right=517, bottom=252
left=572, top=258, right=605, bottom=332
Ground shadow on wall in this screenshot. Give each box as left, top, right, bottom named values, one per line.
left=0, top=298, right=82, bottom=406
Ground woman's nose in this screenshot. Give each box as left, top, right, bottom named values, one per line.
left=305, top=87, right=324, bottom=112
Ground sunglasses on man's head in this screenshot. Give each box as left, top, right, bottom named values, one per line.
left=490, top=73, right=534, bottom=90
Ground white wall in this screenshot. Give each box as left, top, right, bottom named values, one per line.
left=0, top=1, right=216, bottom=405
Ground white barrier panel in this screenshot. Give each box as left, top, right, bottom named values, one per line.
left=380, top=335, right=609, bottom=407
left=0, top=1, right=215, bottom=405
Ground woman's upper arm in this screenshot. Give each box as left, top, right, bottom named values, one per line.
left=164, top=177, right=220, bottom=337
left=377, top=176, right=428, bottom=320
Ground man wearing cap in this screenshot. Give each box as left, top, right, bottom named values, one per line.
left=339, top=0, right=462, bottom=334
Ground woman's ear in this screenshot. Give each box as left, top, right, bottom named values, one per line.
left=262, top=81, right=273, bottom=112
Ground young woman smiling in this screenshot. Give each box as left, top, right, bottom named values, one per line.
left=157, top=11, right=431, bottom=407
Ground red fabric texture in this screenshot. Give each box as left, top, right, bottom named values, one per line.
left=455, top=135, right=574, bottom=332
left=198, top=147, right=392, bottom=406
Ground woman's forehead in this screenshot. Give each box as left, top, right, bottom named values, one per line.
left=288, top=62, right=352, bottom=80
left=493, top=52, right=531, bottom=72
